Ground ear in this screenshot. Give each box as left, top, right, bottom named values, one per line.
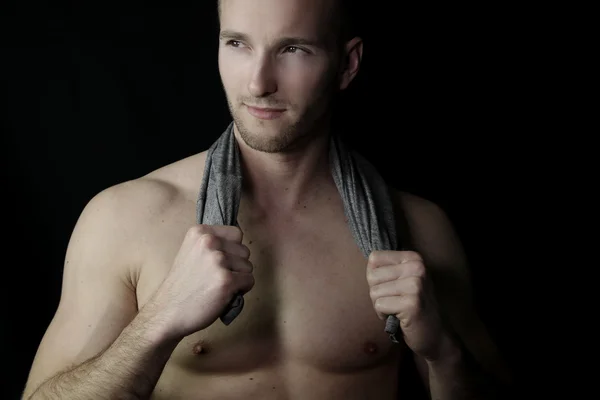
left=339, top=37, right=364, bottom=90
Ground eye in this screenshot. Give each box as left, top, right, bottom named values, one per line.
left=226, top=40, right=243, bottom=47
left=283, top=46, right=304, bottom=54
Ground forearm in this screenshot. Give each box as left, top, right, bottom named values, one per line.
left=28, top=311, right=181, bottom=400
left=427, top=334, right=510, bottom=400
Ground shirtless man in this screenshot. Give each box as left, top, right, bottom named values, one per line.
left=22, top=0, right=512, bottom=398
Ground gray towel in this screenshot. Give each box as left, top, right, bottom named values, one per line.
left=197, top=122, right=402, bottom=342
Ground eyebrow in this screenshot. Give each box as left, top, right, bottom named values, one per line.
left=219, top=30, right=324, bottom=48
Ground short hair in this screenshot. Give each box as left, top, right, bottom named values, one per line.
left=217, top=0, right=360, bottom=46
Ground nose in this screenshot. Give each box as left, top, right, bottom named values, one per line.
left=248, top=54, right=277, bottom=98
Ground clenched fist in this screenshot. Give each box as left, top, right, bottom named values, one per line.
left=367, top=250, right=446, bottom=361
left=144, top=225, right=255, bottom=340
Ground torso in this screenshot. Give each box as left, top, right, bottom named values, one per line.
left=133, top=151, right=410, bottom=399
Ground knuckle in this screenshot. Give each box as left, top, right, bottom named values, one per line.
left=211, top=250, right=226, bottom=266
left=369, top=285, right=379, bottom=299
left=246, top=260, right=254, bottom=273
left=200, top=234, right=220, bottom=249
left=241, top=244, right=251, bottom=259
left=368, top=251, right=380, bottom=265
left=187, top=225, right=204, bottom=239
left=413, top=262, right=426, bottom=276
left=406, top=296, right=420, bottom=311
left=410, top=277, right=423, bottom=293
left=215, top=268, right=232, bottom=287
left=230, top=226, right=243, bottom=241
left=235, top=225, right=243, bottom=236
left=240, top=275, right=255, bottom=295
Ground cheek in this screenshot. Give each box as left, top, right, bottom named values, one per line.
left=278, top=60, right=334, bottom=102
left=218, top=51, right=247, bottom=96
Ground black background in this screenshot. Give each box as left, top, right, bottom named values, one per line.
left=2, top=2, right=540, bottom=398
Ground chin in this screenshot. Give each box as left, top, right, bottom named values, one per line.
left=233, top=114, right=303, bottom=154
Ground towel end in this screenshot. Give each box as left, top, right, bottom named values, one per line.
left=219, top=294, right=244, bottom=326
left=384, top=315, right=401, bottom=344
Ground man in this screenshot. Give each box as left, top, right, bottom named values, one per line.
left=22, top=0, right=512, bottom=398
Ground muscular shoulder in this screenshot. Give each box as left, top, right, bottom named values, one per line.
left=72, top=152, right=208, bottom=277
left=389, top=189, right=468, bottom=273
left=86, top=152, right=201, bottom=220
left=94, top=151, right=207, bottom=221
left=86, top=177, right=179, bottom=235
left=388, top=192, right=514, bottom=387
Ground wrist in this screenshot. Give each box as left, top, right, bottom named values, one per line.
left=427, top=331, right=463, bottom=367
left=135, top=302, right=183, bottom=346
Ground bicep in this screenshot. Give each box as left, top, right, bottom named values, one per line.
left=23, top=189, right=140, bottom=397
left=398, top=191, right=513, bottom=387
left=412, top=315, right=513, bottom=395
left=422, top=209, right=513, bottom=386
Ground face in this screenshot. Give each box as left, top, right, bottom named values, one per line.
left=218, top=0, right=361, bottom=153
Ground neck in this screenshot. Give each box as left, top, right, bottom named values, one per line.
left=234, top=124, right=334, bottom=214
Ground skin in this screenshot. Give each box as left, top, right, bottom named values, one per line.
left=218, top=0, right=355, bottom=155
left=21, top=0, right=513, bottom=399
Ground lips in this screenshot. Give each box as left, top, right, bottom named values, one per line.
left=245, top=105, right=286, bottom=120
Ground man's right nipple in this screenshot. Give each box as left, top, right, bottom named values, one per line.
left=192, top=340, right=209, bottom=355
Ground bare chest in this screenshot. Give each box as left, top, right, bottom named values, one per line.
left=136, top=199, right=404, bottom=376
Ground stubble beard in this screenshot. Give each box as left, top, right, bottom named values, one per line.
left=226, top=84, right=337, bottom=154
left=228, top=100, right=304, bottom=153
